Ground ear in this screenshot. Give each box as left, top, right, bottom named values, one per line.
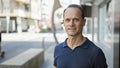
left=62, top=20, right=65, bottom=26
left=82, top=19, right=86, bottom=26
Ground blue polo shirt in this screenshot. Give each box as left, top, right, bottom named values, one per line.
left=54, top=38, right=108, bottom=68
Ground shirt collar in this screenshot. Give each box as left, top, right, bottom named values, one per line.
left=62, top=38, right=89, bottom=49
left=62, top=38, right=68, bottom=47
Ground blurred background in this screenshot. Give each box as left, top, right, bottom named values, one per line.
left=0, top=0, right=119, bottom=68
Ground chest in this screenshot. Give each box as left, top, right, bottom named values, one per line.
left=56, top=48, right=93, bottom=68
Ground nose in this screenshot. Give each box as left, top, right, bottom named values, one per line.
left=69, top=20, right=75, bottom=26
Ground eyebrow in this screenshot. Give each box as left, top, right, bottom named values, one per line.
left=64, top=17, right=81, bottom=19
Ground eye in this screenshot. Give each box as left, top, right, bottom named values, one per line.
left=73, top=18, right=79, bottom=22
left=64, top=18, right=70, bottom=22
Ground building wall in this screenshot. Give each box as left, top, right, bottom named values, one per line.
left=81, top=0, right=119, bottom=68
left=0, top=0, right=42, bottom=33
left=91, top=0, right=119, bottom=68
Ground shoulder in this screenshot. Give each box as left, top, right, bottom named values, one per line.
left=55, top=38, right=67, bottom=50
left=86, top=39, right=106, bottom=60
left=86, top=38, right=103, bottom=54
left=54, top=42, right=64, bottom=51
left=86, top=39, right=107, bottom=67
left=54, top=42, right=65, bottom=57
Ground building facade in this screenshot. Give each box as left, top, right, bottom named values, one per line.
left=0, top=0, right=42, bottom=33
left=81, top=0, right=119, bottom=68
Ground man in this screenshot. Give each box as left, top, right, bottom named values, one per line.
left=53, top=4, right=108, bottom=68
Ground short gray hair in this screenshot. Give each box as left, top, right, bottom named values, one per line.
left=63, top=4, right=85, bottom=19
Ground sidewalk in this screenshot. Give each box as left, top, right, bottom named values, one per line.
left=40, top=45, right=55, bottom=68
left=0, top=31, right=67, bottom=68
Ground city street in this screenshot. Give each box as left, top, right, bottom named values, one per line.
left=0, top=30, right=67, bottom=68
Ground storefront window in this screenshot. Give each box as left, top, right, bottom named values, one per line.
left=106, top=2, right=114, bottom=45
left=99, top=5, right=107, bottom=43
left=99, top=2, right=114, bottom=45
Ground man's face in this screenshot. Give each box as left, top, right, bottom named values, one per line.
left=63, top=7, right=86, bottom=36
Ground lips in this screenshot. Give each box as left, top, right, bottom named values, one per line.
left=68, top=28, right=76, bottom=30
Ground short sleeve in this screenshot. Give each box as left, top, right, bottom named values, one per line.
left=93, top=49, right=108, bottom=68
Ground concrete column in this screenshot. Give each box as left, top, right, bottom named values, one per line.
left=16, top=17, right=22, bottom=33
left=6, top=16, right=10, bottom=33
left=12, top=20, right=15, bottom=32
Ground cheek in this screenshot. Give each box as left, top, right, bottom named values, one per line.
left=63, top=24, right=68, bottom=28
left=76, top=24, right=83, bottom=30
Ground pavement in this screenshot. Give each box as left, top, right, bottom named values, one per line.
left=40, top=44, right=55, bottom=68
left=0, top=30, right=67, bottom=68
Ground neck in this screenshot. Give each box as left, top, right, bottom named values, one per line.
left=67, top=34, right=86, bottom=49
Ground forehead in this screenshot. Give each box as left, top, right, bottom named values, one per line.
left=64, top=7, right=82, bottom=18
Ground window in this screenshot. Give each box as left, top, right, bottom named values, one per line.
left=99, top=2, right=114, bottom=44
left=99, top=5, right=107, bottom=43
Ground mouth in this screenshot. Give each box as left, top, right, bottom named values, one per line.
left=68, top=28, right=76, bottom=30
left=67, top=28, right=76, bottom=32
